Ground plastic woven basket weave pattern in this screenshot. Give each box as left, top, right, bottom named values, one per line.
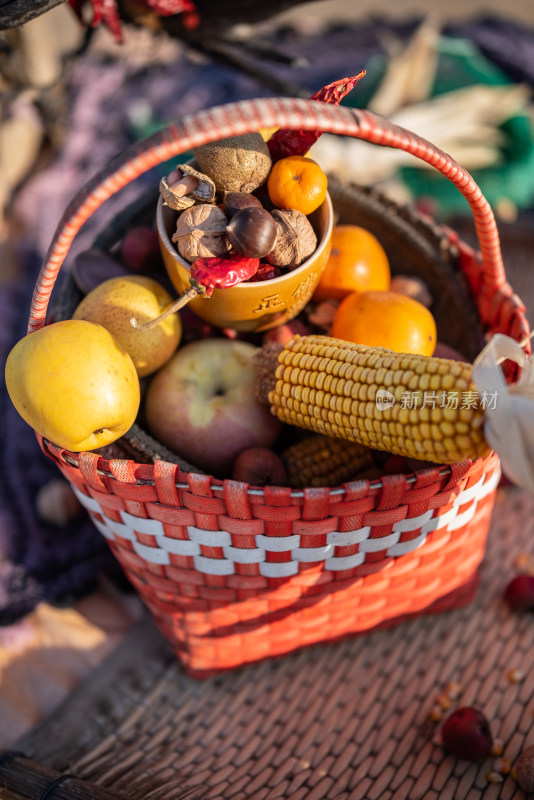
left=42, top=449, right=499, bottom=674
left=28, top=97, right=530, bottom=676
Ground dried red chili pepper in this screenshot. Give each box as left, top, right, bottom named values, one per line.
left=68, top=0, right=198, bottom=43
left=246, top=263, right=284, bottom=283
left=191, top=254, right=260, bottom=295
left=267, top=72, right=366, bottom=162
left=145, top=0, right=197, bottom=17
left=68, top=0, right=123, bottom=41
left=131, top=254, right=260, bottom=331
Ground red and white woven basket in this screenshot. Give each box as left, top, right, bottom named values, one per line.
left=31, top=98, right=529, bottom=676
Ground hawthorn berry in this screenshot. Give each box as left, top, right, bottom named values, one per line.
left=504, top=574, right=534, bottom=611
left=441, top=707, right=493, bottom=761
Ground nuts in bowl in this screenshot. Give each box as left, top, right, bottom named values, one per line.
left=156, top=134, right=333, bottom=333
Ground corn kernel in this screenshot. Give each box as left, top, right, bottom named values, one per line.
left=436, top=693, right=453, bottom=710
left=444, top=682, right=462, bottom=699
left=493, top=757, right=511, bottom=775
left=491, top=739, right=504, bottom=757
left=514, top=553, right=533, bottom=571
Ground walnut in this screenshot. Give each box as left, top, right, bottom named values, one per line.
left=266, top=209, right=317, bottom=269
left=389, top=274, right=433, bottom=308
left=159, top=163, right=216, bottom=211
left=172, top=204, right=229, bottom=262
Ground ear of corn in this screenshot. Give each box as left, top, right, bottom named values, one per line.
left=267, top=335, right=490, bottom=465
left=281, top=434, right=375, bottom=488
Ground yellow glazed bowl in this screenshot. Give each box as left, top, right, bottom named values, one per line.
left=157, top=193, right=333, bottom=332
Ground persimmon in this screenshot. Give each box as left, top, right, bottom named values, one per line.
left=267, top=155, right=327, bottom=216
left=331, top=289, right=437, bottom=356
left=313, top=224, right=390, bottom=302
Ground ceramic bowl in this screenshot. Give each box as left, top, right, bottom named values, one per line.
left=157, top=193, right=333, bottom=332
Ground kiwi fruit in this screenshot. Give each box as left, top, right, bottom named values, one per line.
left=193, top=132, right=272, bottom=194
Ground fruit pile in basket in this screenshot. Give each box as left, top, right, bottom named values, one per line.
left=4, top=170, right=487, bottom=485
left=5, top=76, right=514, bottom=491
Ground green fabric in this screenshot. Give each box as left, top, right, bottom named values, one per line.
left=345, top=36, right=534, bottom=217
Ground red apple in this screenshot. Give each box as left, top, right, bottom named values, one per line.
left=144, top=338, right=282, bottom=476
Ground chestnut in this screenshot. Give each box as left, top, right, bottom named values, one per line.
left=226, top=206, right=278, bottom=259
left=223, top=191, right=263, bottom=218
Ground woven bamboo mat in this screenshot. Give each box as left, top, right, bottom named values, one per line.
left=6, top=483, right=534, bottom=800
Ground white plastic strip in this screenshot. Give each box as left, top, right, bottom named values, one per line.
left=133, top=541, right=170, bottom=565
left=256, top=534, right=301, bottom=552
left=223, top=545, right=265, bottom=564
left=292, top=545, right=335, bottom=562
left=158, top=537, right=201, bottom=556
left=188, top=526, right=232, bottom=547
left=325, top=552, right=366, bottom=571
left=72, top=486, right=102, bottom=513
left=423, top=505, right=458, bottom=534
left=327, top=527, right=371, bottom=546
left=193, top=555, right=235, bottom=576
left=120, top=511, right=164, bottom=536
left=445, top=505, right=477, bottom=532
left=479, top=468, right=501, bottom=497
left=359, top=531, right=401, bottom=553
left=90, top=513, right=115, bottom=541
left=424, top=468, right=500, bottom=536
left=387, top=532, right=428, bottom=557
left=260, top=560, right=299, bottom=578
left=104, top=517, right=137, bottom=541
left=393, top=510, right=434, bottom=533
left=452, top=476, right=484, bottom=506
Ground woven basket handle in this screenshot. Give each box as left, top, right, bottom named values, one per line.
left=28, top=96, right=506, bottom=333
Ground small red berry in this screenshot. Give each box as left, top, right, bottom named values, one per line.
left=441, top=707, right=493, bottom=761
left=232, top=447, right=287, bottom=487
left=382, top=455, right=410, bottom=474
left=504, top=574, right=534, bottom=611
left=262, top=318, right=309, bottom=346
left=120, top=226, right=160, bottom=274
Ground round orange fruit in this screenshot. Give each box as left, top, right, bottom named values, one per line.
left=331, top=289, right=437, bottom=356
left=312, top=224, right=391, bottom=302
left=267, top=155, right=327, bottom=215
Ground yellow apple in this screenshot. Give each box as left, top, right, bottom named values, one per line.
left=5, top=319, right=140, bottom=452
left=73, top=275, right=181, bottom=377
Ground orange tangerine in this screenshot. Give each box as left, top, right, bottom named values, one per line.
left=313, top=224, right=390, bottom=302
left=267, top=155, right=328, bottom=215
left=331, top=289, right=437, bottom=356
